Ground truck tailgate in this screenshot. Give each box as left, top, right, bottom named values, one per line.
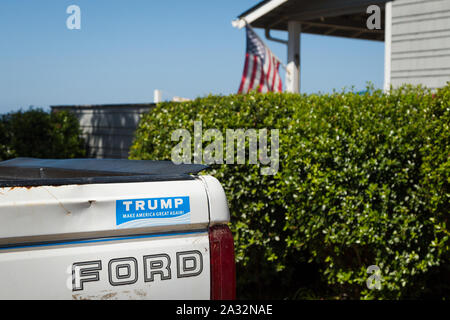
left=0, top=159, right=232, bottom=300
left=0, top=179, right=210, bottom=245
left=0, top=231, right=210, bottom=299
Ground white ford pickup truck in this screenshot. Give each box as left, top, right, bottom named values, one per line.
left=0, top=158, right=235, bottom=300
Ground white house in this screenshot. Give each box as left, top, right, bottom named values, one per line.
left=233, top=0, right=450, bottom=92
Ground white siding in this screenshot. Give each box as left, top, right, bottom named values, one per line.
left=390, top=0, right=450, bottom=89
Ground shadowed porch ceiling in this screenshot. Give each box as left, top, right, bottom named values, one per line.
left=236, top=0, right=391, bottom=41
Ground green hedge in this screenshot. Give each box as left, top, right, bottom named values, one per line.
left=130, top=84, right=449, bottom=299
left=0, top=108, right=86, bottom=161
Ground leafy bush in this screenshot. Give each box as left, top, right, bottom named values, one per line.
left=130, top=84, right=449, bottom=299
left=0, top=108, right=86, bottom=160
left=0, top=116, right=11, bottom=160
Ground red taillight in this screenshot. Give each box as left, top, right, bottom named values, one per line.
left=209, top=224, right=236, bottom=300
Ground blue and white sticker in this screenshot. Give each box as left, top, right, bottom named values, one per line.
left=116, top=196, right=190, bottom=229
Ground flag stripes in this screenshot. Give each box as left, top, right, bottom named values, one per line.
left=238, top=26, right=283, bottom=94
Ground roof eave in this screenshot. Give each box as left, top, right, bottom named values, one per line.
left=232, top=0, right=288, bottom=29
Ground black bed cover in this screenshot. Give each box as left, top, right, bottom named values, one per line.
left=0, top=158, right=207, bottom=187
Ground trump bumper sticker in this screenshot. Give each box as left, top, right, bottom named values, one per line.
left=116, top=196, right=190, bottom=228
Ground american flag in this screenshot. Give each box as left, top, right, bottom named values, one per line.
left=238, top=26, right=283, bottom=94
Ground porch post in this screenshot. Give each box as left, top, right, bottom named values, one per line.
left=286, top=21, right=301, bottom=93
left=384, top=1, right=392, bottom=92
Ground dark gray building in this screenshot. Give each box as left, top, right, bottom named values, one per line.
left=51, top=103, right=155, bottom=159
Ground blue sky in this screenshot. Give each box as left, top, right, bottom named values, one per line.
left=0, top=0, right=384, bottom=114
